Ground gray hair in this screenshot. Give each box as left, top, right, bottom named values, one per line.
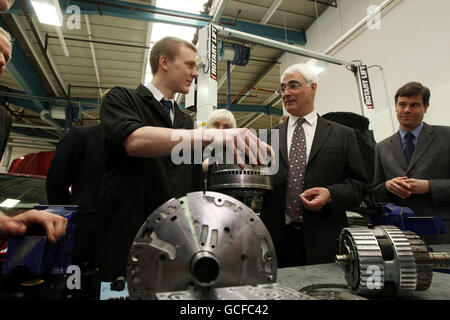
left=281, top=63, right=318, bottom=84
left=206, top=109, right=237, bottom=129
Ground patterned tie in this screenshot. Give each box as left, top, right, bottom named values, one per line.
left=161, top=99, right=172, bottom=120
left=404, top=131, right=415, bottom=164
left=286, top=118, right=307, bottom=222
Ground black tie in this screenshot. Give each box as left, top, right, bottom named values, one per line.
left=404, top=131, right=415, bottom=164
left=161, top=99, right=172, bottom=120
left=286, top=118, right=307, bottom=222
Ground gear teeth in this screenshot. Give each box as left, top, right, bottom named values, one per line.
left=379, top=226, right=417, bottom=293
left=404, top=231, right=433, bottom=291
left=342, top=228, right=385, bottom=295
left=339, top=226, right=443, bottom=296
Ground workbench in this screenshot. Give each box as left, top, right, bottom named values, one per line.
left=98, top=244, right=450, bottom=300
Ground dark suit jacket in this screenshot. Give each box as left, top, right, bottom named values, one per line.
left=97, top=84, right=204, bottom=281
left=0, top=107, right=11, bottom=161
left=261, top=116, right=367, bottom=265
left=46, top=124, right=105, bottom=265
left=372, top=122, right=450, bottom=243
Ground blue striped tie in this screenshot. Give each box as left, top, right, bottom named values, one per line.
left=161, top=99, right=172, bottom=120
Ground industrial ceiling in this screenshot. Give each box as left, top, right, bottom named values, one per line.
left=0, top=0, right=336, bottom=144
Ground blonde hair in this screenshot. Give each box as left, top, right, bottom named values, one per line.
left=206, top=109, right=237, bottom=129
left=150, top=36, right=197, bottom=75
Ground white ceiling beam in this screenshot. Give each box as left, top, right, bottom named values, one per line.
left=236, top=59, right=278, bottom=104
left=263, top=92, right=280, bottom=105
left=54, top=26, right=69, bottom=57
left=260, top=0, right=284, bottom=25
left=218, top=64, right=235, bottom=90
left=236, top=112, right=255, bottom=127
left=84, top=15, right=102, bottom=98
left=10, top=14, right=65, bottom=97
left=140, top=23, right=153, bottom=84
left=212, top=0, right=230, bottom=23
left=141, top=0, right=156, bottom=84
left=241, top=113, right=264, bottom=128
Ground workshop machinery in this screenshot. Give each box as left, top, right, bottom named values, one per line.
left=0, top=205, right=81, bottom=300
left=207, top=164, right=273, bottom=213
left=126, top=191, right=284, bottom=300
left=336, top=225, right=450, bottom=297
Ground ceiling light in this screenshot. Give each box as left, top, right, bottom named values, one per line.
left=31, top=0, right=63, bottom=27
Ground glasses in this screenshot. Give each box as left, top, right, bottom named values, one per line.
left=279, top=80, right=310, bottom=94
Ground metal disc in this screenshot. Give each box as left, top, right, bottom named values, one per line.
left=126, top=191, right=277, bottom=300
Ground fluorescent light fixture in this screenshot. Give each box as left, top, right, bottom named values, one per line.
left=0, top=198, right=20, bottom=208
left=31, top=0, right=63, bottom=27
left=50, top=106, right=66, bottom=120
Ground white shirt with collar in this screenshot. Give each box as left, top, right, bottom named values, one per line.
left=286, top=110, right=318, bottom=162
left=145, top=82, right=175, bottom=123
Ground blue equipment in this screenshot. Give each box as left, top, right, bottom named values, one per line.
left=370, top=203, right=447, bottom=235
left=1, top=206, right=76, bottom=275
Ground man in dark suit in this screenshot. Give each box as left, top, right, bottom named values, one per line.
left=46, top=124, right=105, bottom=267
left=372, top=82, right=450, bottom=244
left=97, top=36, right=270, bottom=281
left=261, top=63, right=367, bottom=268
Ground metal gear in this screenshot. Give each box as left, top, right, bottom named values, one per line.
left=207, top=164, right=273, bottom=213
left=126, top=191, right=277, bottom=300
left=378, top=226, right=417, bottom=293
left=336, top=227, right=385, bottom=295
left=336, top=225, right=450, bottom=296
left=403, top=231, right=433, bottom=291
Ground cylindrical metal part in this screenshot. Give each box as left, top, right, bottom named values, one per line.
left=223, top=45, right=235, bottom=61
left=127, top=191, right=277, bottom=300
left=190, top=251, right=220, bottom=286
left=335, top=254, right=349, bottom=265
left=337, top=225, right=450, bottom=296
left=207, top=164, right=273, bottom=213
left=429, top=252, right=450, bottom=269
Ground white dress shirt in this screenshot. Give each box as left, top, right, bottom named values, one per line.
left=145, top=82, right=175, bottom=123
left=286, top=110, right=318, bottom=162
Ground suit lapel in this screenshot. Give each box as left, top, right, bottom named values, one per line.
left=389, top=132, right=408, bottom=171
left=308, top=116, right=331, bottom=164
left=408, top=122, right=434, bottom=172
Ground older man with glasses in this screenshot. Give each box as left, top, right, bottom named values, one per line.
left=260, top=63, right=367, bottom=268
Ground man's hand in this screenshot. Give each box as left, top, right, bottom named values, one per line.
left=402, top=178, right=430, bottom=195
left=385, top=176, right=430, bottom=199
left=0, top=210, right=67, bottom=243
left=206, top=128, right=275, bottom=168
left=300, top=187, right=331, bottom=212
left=385, top=176, right=412, bottom=199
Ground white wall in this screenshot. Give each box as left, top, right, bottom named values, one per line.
left=280, top=0, right=450, bottom=142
